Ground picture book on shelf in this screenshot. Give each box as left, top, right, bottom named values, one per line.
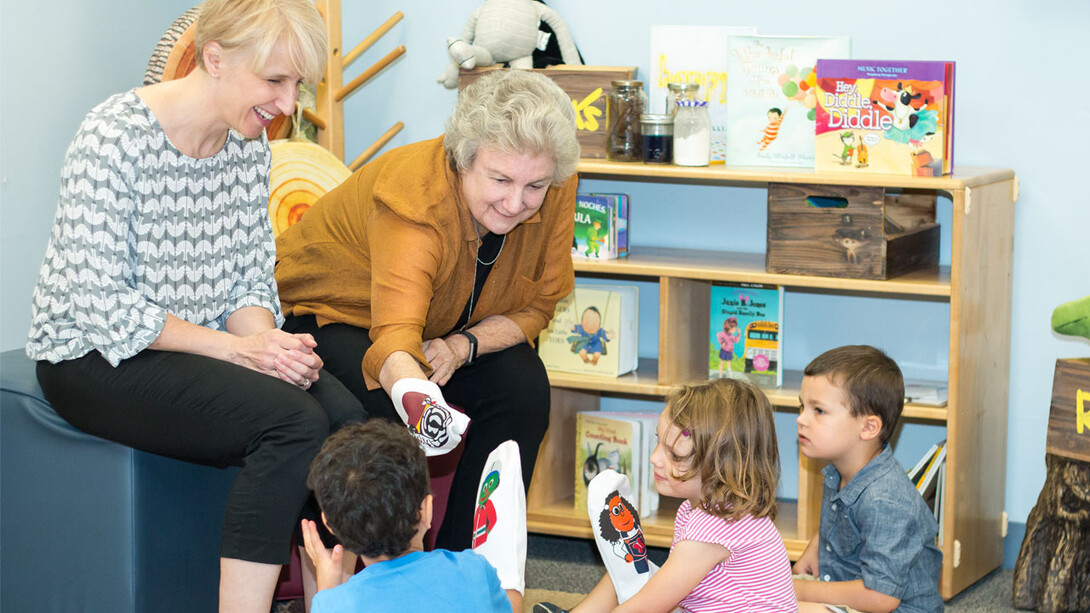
left=572, top=193, right=629, bottom=260
left=814, top=59, right=955, bottom=176
left=648, top=25, right=757, bottom=162
left=708, top=282, right=784, bottom=388
left=914, top=440, right=946, bottom=509
left=574, top=411, right=660, bottom=517
left=904, top=380, right=949, bottom=407
left=538, top=284, right=639, bottom=377
left=725, top=35, right=850, bottom=167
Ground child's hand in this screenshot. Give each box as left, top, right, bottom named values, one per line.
left=301, top=519, right=345, bottom=592
left=793, top=551, right=819, bottom=577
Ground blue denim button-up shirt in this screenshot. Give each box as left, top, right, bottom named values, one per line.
left=818, top=445, right=943, bottom=613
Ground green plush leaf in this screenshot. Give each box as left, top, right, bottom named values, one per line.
left=1051, top=295, right=1090, bottom=340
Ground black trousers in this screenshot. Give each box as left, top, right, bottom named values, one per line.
left=284, top=315, right=552, bottom=551
left=36, top=349, right=364, bottom=565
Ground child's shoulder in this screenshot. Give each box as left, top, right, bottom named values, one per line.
left=849, top=452, right=937, bottom=530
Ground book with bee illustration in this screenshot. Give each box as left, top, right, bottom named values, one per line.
left=538, top=284, right=639, bottom=377
left=574, top=411, right=659, bottom=517
left=814, top=59, right=955, bottom=176
left=724, top=35, right=850, bottom=167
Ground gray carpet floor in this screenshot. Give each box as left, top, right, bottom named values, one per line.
left=523, top=534, right=1020, bottom=611
left=276, top=534, right=1019, bottom=611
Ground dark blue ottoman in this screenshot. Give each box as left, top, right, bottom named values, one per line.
left=1, top=349, right=237, bottom=612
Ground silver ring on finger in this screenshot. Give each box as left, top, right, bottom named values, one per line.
left=300, top=378, right=311, bottom=389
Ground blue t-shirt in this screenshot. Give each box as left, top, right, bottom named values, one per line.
left=311, top=549, right=510, bottom=613
left=818, top=445, right=943, bottom=613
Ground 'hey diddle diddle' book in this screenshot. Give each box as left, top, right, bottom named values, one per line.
left=708, top=282, right=784, bottom=389
left=725, top=35, right=850, bottom=167
left=814, top=59, right=955, bottom=176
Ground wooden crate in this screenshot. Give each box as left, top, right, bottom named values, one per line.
left=1047, top=358, right=1090, bottom=463
left=458, top=65, right=638, bottom=159
left=766, top=182, right=940, bottom=280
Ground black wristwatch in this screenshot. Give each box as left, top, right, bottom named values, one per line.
left=456, top=330, right=478, bottom=366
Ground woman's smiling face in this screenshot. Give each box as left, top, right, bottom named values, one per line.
left=459, top=148, right=555, bottom=235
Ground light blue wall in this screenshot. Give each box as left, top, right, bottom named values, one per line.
left=3, top=0, right=1088, bottom=530
left=337, top=0, right=1090, bottom=526
left=0, top=0, right=196, bottom=348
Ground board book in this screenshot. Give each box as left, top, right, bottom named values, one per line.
left=708, top=282, right=784, bottom=388
left=572, top=193, right=629, bottom=260
left=539, top=284, right=639, bottom=377
left=725, top=35, right=850, bottom=167
left=574, top=411, right=660, bottom=517
left=814, top=59, right=955, bottom=176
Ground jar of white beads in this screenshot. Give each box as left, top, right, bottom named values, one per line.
left=672, top=100, right=711, bottom=166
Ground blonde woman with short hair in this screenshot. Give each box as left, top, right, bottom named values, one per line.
left=27, top=1, right=364, bottom=611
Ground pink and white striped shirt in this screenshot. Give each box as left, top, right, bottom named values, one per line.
left=671, top=500, right=797, bottom=613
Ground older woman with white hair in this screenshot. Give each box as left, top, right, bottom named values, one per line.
left=276, top=68, right=580, bottom=551
left=26, top=0, right=365, bottom=610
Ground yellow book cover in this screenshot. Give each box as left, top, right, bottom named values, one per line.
left=574, top=412, right=637, bottom=513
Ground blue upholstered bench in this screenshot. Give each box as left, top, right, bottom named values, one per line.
left=1, top=348, right=237, bottom=612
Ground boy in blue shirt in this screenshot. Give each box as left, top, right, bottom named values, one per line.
left=794, top=345, right=942, bottom=613
left=301, top=419, right=514, bottom=612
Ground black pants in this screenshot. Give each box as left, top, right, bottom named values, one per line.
left=36, top=350, right=364, bottom=565
left=284, top=315, right=552, bottom=550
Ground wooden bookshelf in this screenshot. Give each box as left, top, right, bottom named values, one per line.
left=526, top=160, right=1017, bottom=600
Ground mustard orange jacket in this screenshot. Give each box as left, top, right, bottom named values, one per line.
left=275, top=136, right=577, bottom=389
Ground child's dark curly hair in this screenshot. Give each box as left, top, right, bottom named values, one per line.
left=307, top=419, right=431, bottom=558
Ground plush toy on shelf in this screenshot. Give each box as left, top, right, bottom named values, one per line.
left=437, top=0, right=582, bottom=89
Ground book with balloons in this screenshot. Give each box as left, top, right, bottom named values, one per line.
left=724, top=35, right=851, bottom=167
left=814, top=59, right=955, bottom=176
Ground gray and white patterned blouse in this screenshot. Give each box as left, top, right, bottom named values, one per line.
left=27, top=90, right=283, bottom=366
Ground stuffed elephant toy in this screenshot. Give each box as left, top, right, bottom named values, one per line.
left=438, top=0, right=581, bottom=89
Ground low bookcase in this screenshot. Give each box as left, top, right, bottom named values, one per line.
left=524, top=160, right=1017, bottom=600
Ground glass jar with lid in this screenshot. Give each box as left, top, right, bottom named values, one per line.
left=666, top=83, right=701, bottom=116
left=640, top=114, right=673, bottom=164
left=673, top=100, right=711, bottom=166
left=606, top=80, right=647, bottom=162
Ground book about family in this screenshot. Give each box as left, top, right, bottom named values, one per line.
left=708, top=282, right=784, bottom=388
left=725, top=35, right=851, bottom=167
left=648, top=25, right=757, bottom=162
left=814, top=60, right=955, bottom=176
left=538, top=284, right=639, bottom=377
left=574, top=411, right=660, bottom=518
left=572, top=193, right=629, bottom=260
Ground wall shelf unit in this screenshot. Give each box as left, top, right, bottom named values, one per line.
left=525, top=160, right=1017, bottom=600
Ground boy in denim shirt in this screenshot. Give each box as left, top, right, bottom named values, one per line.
left=794, top=346, right=942, bottom=613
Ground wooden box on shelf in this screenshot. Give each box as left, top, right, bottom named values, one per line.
left=766, top=182, right=940, bottom=280
left=457, top=65, right=637, bottom=158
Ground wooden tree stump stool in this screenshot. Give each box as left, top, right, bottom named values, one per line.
left=1013, top=358, right=1090, bottom=612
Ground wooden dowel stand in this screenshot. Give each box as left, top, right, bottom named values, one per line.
left=342, top=12, right=404, bottom=68
left=301, top=108, right=326, bottom=131
left=336, top=45, right=406, bottom=102
left=349, top=122, right=404, bottom=171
